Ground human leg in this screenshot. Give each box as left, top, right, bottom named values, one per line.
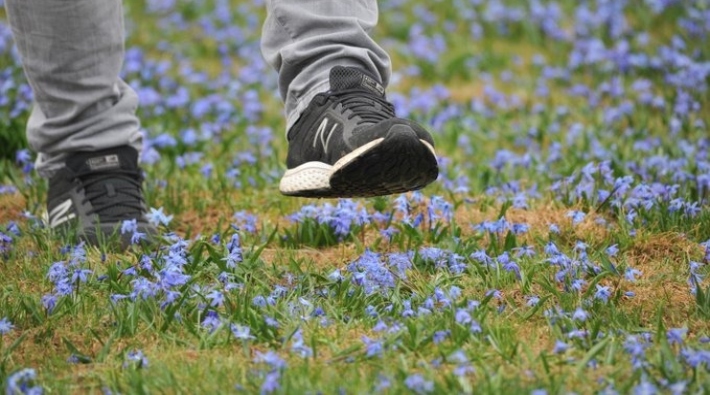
left=5, top=0, right=142, bottom=176
left=261, top=0, right=439, bottom=198
left=261, top=0, right=391, bottom=131
left=5, top=0, right=153, bottom=246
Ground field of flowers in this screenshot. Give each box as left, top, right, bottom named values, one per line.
left=1, top=0, right=710, bottom=393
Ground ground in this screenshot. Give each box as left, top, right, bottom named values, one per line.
left=0, top=0, right=709, bottom=394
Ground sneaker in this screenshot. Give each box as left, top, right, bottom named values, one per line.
left=46, top=145, right=155, bottom=247
left=279, top=66, right=439, bottom=198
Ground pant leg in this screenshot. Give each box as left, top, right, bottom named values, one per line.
left=5, top=0, right=141, bottom=178
left=261, top=0, right=391, bottom=132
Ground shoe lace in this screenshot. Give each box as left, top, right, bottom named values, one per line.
left=326, top=88, right=396, bottom=124
left=74, top=169, right=145, bottom=221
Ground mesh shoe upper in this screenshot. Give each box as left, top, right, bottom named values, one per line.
left=285, top=66, right=434, bottom=169
left=47, top=146, right=150, bottom=233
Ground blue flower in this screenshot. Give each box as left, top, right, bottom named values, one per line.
left=6, top=368, right=41, bottom=395
left=594, top=285, right=612, bottom=302
left=668, top=381, right=687, bottom=395
left=124, top=350, right=149, bottom=369
left=233, top=211, right=258, bottom=233
left=290, top=330, right=313, bottom=358
left=567, top=210, right=586, bottom=225
left=206, top=290, right=225, bottom=307
left=623, top=335, right=648, bottom=370
left=41, top=295, right=57, bottom=313
left=120, top=219, right=138, bottom=235
left=260, top=370, right=281, bottom=394
left=0, top=316, right=14, bottom=335
left=572, top=307, right=588, bottom=322
left=455, top=309, right=472, bottom=324
left=632, top=377, right=657, bottom=395
left=666, top=328, right=687, bottom=345
left=254, top=351, right=287, bottom=370
left=147, top=207, right=173, bottom=226
left=526, top=295, right=540, bottom=306
left=201, top=311, right=221, bottom=332
left=553, top=340, right=569, bottom=354
left=433, top=330, right=450, bottom=344
left=606, top=244, right=619, bottom=257
left=404, top=374, right=434, bottom=394
left=470, top=249, right=493, bottom=266
left=362, top=336, right=384, bottom=358
left=625, top=267, right=642, bottom=282
left=71, top=269, right=92, bottom=284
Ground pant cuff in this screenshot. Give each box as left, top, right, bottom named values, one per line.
left=285, top=79, right=330, bottom=134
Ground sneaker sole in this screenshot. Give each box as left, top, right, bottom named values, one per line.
left=279, top=125, right=439, bottom=198
left=43, top=209, right=157, bottom=251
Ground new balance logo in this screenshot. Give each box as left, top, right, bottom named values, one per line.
left=313, top=118, right=337, bottom=154
left=48, top=199, right=76, bottom=228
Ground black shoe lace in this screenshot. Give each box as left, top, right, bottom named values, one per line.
left=74, top=169, right=145, bottom=221
left=326, top=88, right=396, bottom=125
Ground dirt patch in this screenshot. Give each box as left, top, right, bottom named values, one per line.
left=0, top=193, right=25, bottom=224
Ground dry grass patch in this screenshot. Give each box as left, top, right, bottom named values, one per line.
left=0, top=192, right=25, bottom=223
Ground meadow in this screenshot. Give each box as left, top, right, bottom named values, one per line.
left=1, top=0, right=710, bottom=393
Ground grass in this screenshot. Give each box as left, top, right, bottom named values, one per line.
left=1, top=0, right=710, bottom=393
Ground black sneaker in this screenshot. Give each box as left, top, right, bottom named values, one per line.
left=46, top=145, right=155, bottom=247
left=279, top=66, right=439, bottom=198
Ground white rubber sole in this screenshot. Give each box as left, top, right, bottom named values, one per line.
left=279, top=138, right=384, bottom=194
left=279, top=137, right=438, bottom=197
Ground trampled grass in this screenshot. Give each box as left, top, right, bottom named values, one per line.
left=1, top=0, right=710, bottom=393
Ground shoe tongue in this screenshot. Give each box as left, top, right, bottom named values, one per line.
left=330, top=66, right=386, bottom=97
left=66, top=146, right=139, bottom=173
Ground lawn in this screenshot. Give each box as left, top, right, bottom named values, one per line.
left=1, top=0, right=709, bottom=393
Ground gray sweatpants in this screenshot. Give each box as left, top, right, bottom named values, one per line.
left=4, top=0, right=391, bottom=177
